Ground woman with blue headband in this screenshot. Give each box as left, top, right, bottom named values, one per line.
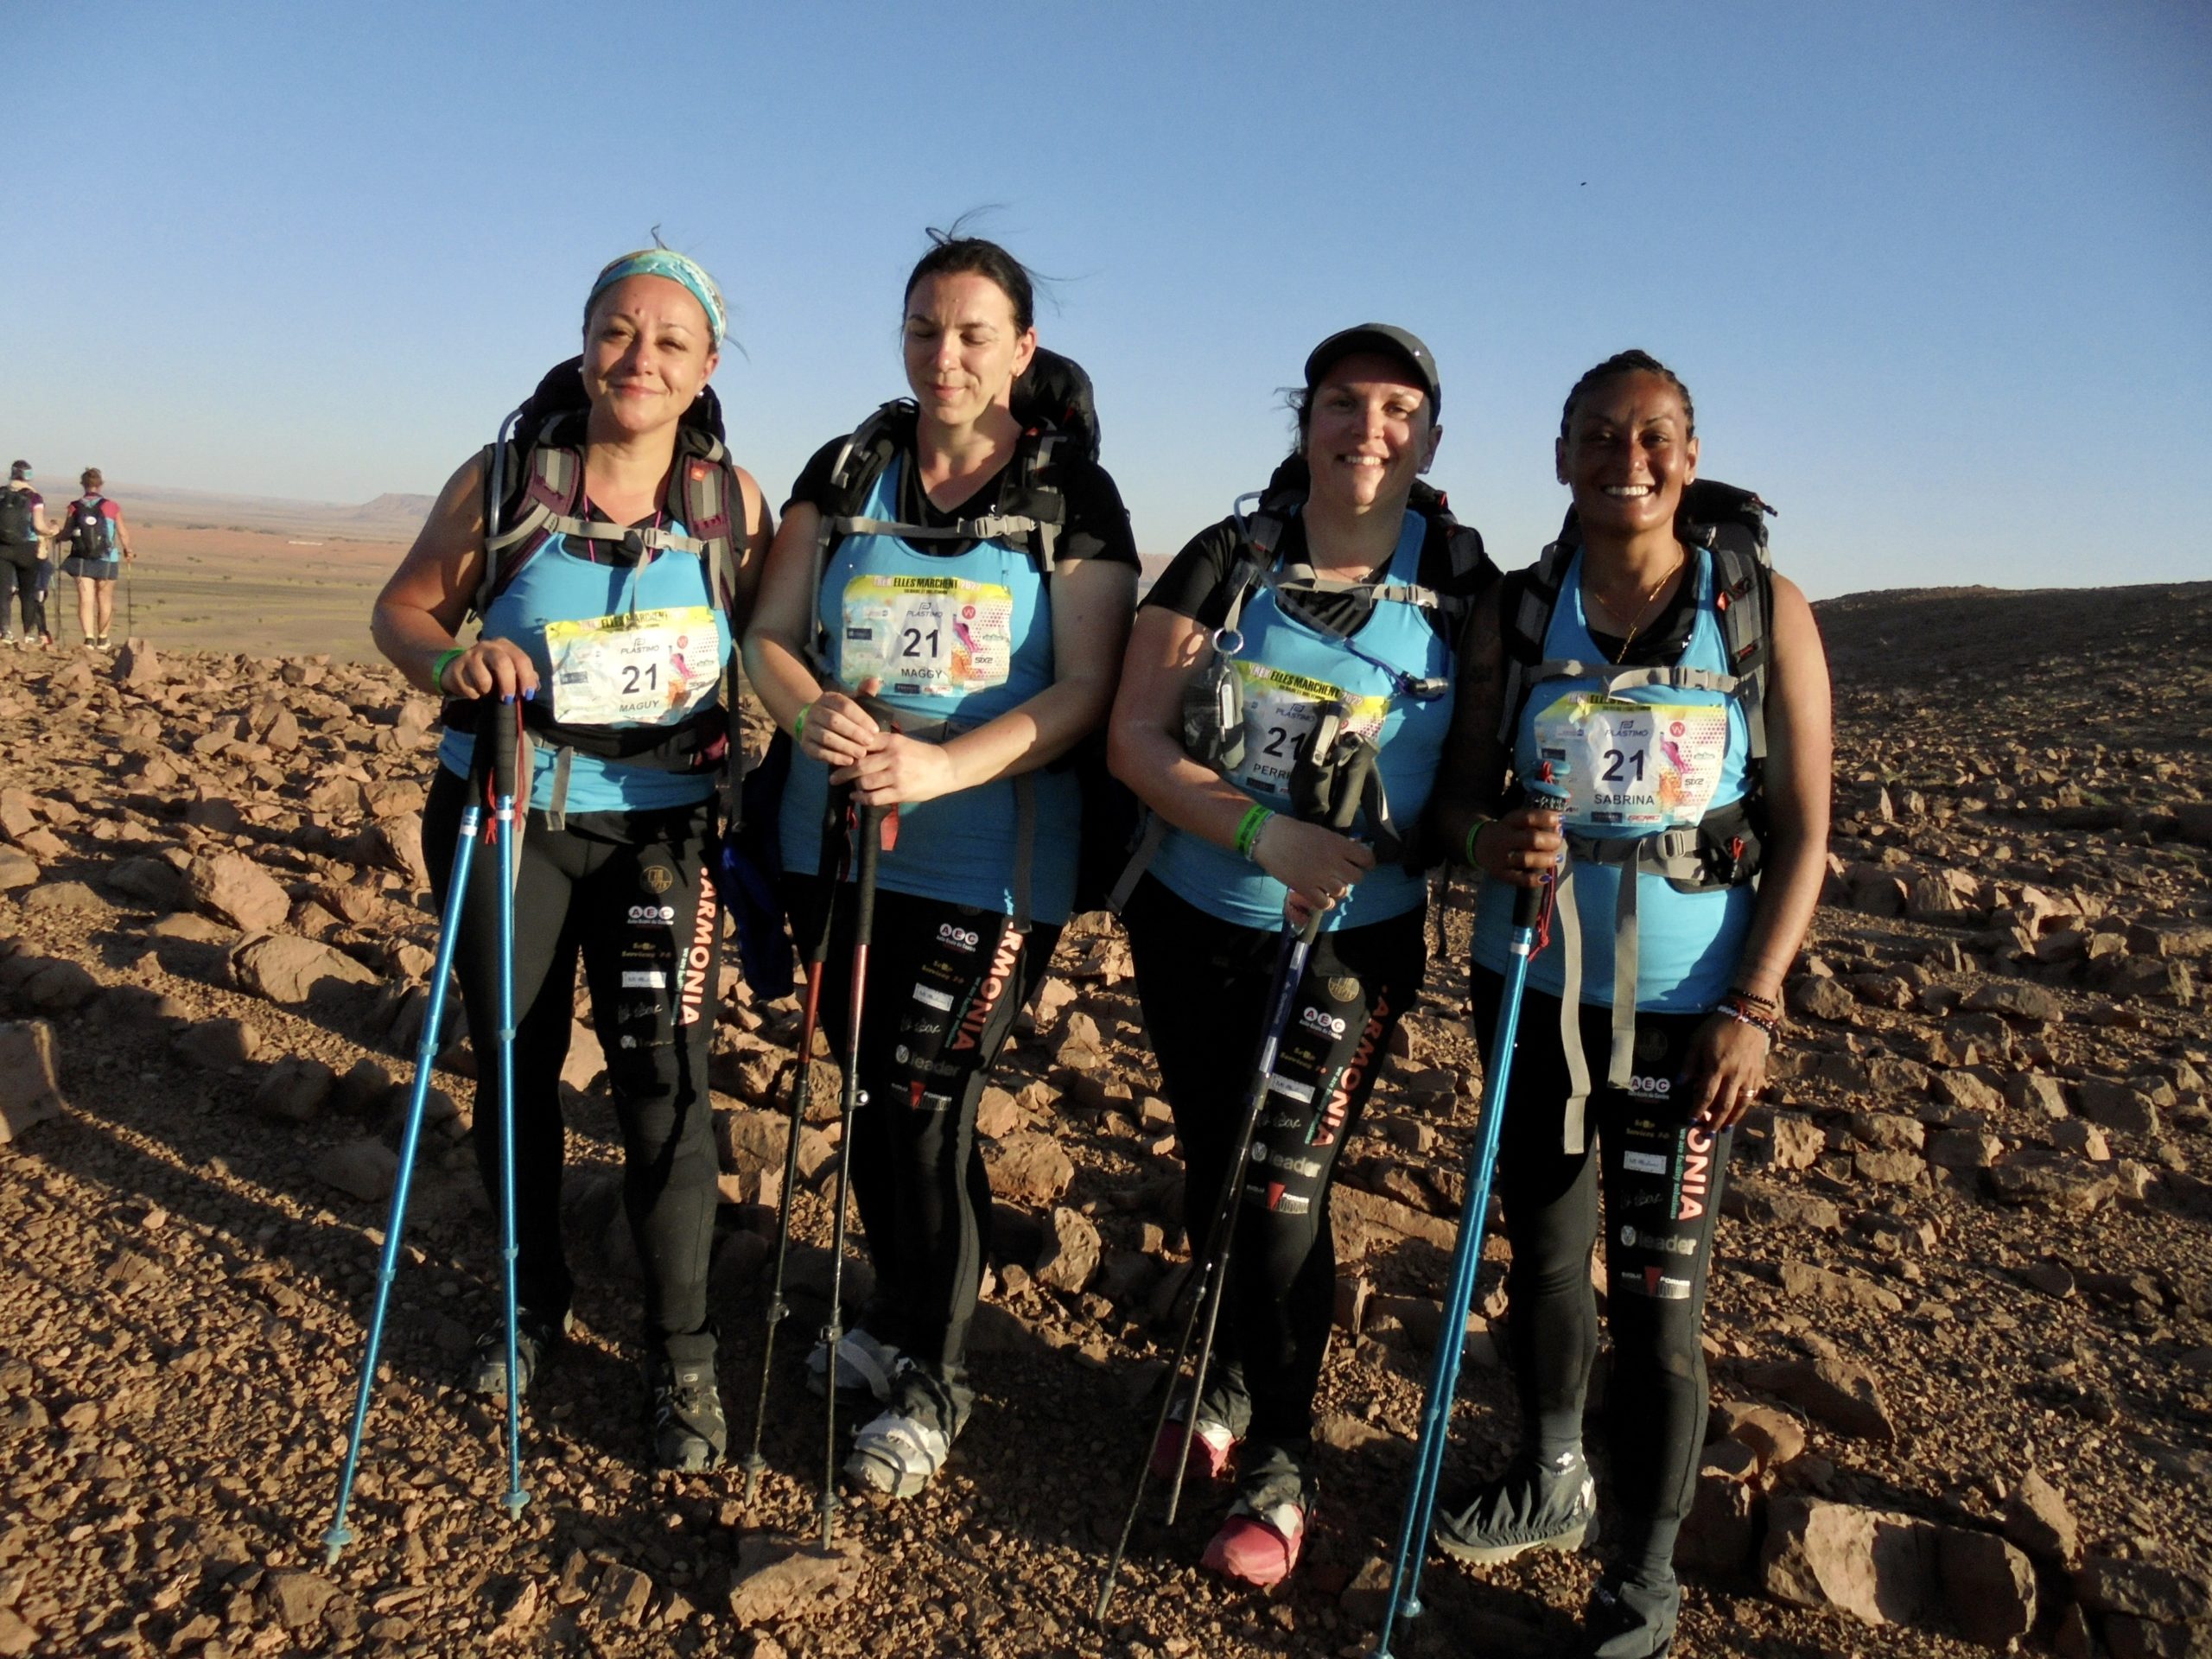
left=372, top=247, right=770, bottom=1473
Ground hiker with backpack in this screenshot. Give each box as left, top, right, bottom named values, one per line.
left=1104, top=326, right=1497, bottom=1589
left=369, top=247, right=771, bottom=1472
left=740, top=231, right=1139, bottom=1501
left=1425, top=350, right=1832, bottom=1659
left=0, top=461, right=56, bottom=648
left=59, top=467, right=132, bottom=648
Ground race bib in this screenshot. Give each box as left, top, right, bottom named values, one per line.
left=1228, top=662, right=1388, bottom=796
left=1531, top=693, right=1728, bottom=829
left=840, top=574, right=1014, bottom=697
left=543, top=606, right=721, bottom=726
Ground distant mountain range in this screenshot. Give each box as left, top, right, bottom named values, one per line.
left=111, top=484, right=436, bottom=541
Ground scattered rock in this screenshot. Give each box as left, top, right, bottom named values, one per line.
left=1034, top=1205, right=1101, bottom=1294
left=185, top=850, right=293, bottom=932
left=231, top=932, right=383, bottom=1004
left=311, top=1139, right=399, bottom=1204
left=988, top=1131, right=1075, bottom=1205
left=0, top=1020, right=67, bottom=1141
left=1744, top=1352, right=1897, bottom=1442
left=1761, top=1496, right=1935, bottom=1626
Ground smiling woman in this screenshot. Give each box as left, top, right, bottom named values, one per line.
left=1103, top=324, right=1497, bottom=1588
left=741, top=228, right=1139, bottom=1504
left=368, top=245, right=773, bottom=1476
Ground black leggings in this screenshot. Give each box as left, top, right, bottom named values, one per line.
left=1471, top=966, right=1733, bottom=1581
left=423, top=766, right=722, bottom=1360
left=785, top=874, right=1060, bottom=1425
left=1125, top=876, right=1427, bottom=1459
left=0, top=548, right=47, bottom=639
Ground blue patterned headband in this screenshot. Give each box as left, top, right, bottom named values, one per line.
left=586, top=249, right=727, bottom=346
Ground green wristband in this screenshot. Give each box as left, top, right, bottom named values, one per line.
left=431, top=646, right=464, bottom=690
left=1463, top=815, right=1494, bottom=867
left=792, top=703, right=810, bottom=744
left=1235, top=804, right=1274, bottom=861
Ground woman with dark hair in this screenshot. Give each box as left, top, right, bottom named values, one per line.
left=59, top=467, right=132, bottom=648
left=0, top=461, right=56, bottom=648
left=372, top=247, right=771, bottom=1472
left=742, top=231, right=1139, bottom=1498
left=1427, top=350, right=1831, bottom=1658
left=1106, top=326, right=1494, bottom=1587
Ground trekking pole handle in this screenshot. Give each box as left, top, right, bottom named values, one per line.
left=1515, top=778, right=1569, bottom=931
left=493, top=696, right=520, bottom=802
left=1300, top=734, right=1376, bottom=944
left=853, top=804, right=887, bottom=945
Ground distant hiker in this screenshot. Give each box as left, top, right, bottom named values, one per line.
left=1106, top=326, right=1496, bottom=1587
left=59, top=467, right=131, bottom=648
left=741, top=230, right=1138, bottom=1499
left=0, top=461, right=55, bottom=648
left=1427, top=351, right=1832, bottom=1659
left=370, top=247, right=771, bottom=1471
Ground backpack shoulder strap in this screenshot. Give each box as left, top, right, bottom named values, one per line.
left=475, top=410, right=585, bottom=618
left=1219, top=487, right=1297, bottom=637
left=671, top=435, right=741, bottom=616
left=1707, top=538, right=1773, bottom=767
left=808, top=404, right=911, bottom=670
left=1497, top=540, right=1576, bottom=744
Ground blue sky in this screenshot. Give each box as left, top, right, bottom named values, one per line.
left=11, top=0, right=2209, bottom=597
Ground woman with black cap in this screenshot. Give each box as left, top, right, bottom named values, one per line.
left=1107, top=326, right=1495, bottom=1587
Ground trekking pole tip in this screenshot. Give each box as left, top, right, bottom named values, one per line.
left=320, top=1525, right=352, bottom=1568
left=501, top=1490, right=529, bottom=1522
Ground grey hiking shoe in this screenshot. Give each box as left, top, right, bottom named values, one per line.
left=467, top=1309, right=572, bottom=1401
left=1578, top=1573, right=1681, bottom=1659
left=648, top=1353, right=727, bottom=1472
left=1433, top=1447, right=1596, bottom=1565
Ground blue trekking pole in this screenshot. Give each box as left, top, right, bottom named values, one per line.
left=1370, top=787, right=1563, bottom=1656
left=489, top=696, right=528, bottom=1522
left=1096, top=734, right=1373, bottom=1624
left=321, top=702, right=512, bottom=1564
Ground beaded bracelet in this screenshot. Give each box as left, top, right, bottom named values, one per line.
left=1463, top=816, right=1494, bottom=868
left=1234, top=804, right=1274, bottom=861
left=431, top=646, right=464, bottom=690
left=1721, top=1003, right=1780, bottom=1041
left=1728, top=984, right=1780, bottom=1012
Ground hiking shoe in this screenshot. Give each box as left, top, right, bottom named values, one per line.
left=1201, top=1465, right=1310, bottom=1589
left=1433, top=1448, right=1596, bottom=1565
left=1578, top=1573, right=1681, bottom=1659
left=467, top=1309, right=572, bottom=1401
left=1150, top=1401, right=1238, bottom=1484
left=806, top=1327, right=905, bottom=1406
left=647, top=1353, right=728, bottom=1472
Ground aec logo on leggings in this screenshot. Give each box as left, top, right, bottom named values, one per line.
left=677, top=886, right=718, bottom=1026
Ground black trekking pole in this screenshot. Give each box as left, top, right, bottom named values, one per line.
left=821, top=800, right=890, bottom=1547
left=1370, top=783, right=1563, bottom=1656
left=321, top=704, right=506, bottom=1564
left=738, top=780, right=852, bottom=1513
left=1096, top=736, right=1372, bottom=1623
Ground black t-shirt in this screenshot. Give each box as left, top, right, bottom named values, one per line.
left=1143, top=508, right=1491, bottom=638
left=786, top=410, right=1140, bottom=569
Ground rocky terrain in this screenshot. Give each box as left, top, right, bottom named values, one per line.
left=0, top=580, right=2208, bottom=1659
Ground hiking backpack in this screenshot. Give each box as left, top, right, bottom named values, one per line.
left=0, top=490, right=35, bottom=550
left=442, top=357, right=747, bottom=817
left=1106, top=461, right=1498, bottom=911
left=67, top=498, right=111, bottom=561
left=1495, top=479, right=1779, bottom=1154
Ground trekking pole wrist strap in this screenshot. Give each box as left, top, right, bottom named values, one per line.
left=1235, top=804, right=1274, bottom=861
left=431, top=646, right=465, bottom=690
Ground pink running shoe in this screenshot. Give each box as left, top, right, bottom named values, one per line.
left=1149, top=1411, right=1237, bottom=1484
left=1200, top=1485, right=1307, bottom=1589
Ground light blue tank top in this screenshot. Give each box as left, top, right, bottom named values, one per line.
left=1471, top=548, right=1753, bottom=1009
left=777, top=457, right=1077, bottom=924
left=1150, top=510, right=1454, bottom=932
left=435, top=522, right=730, bottom=814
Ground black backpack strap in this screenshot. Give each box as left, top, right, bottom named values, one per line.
left=806, top=403, right=908, bottom=672
left=1704, top=537, right=1773, bottom=770
left=1497, top=541, right=1576, bottom=745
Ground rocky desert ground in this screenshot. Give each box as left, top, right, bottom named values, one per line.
left=0, top=580, right=2208, bottom=1659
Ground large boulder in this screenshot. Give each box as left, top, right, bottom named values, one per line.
left=1761, top=1496, right=1936, bottom=1627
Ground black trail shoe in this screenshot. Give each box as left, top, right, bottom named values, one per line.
left=1433, top=1447, right=1597, bottom=1565
left=1578, top=1573, right=1681, bottom=1659
left=467, top=1309, right=571, bottom=1402
left=649, top=1355, right=728, bottom=1472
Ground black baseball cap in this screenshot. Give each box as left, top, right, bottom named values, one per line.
left=8, top=461, right=28, bottom=480
left=1304, top=324, right=1441, bottom=415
